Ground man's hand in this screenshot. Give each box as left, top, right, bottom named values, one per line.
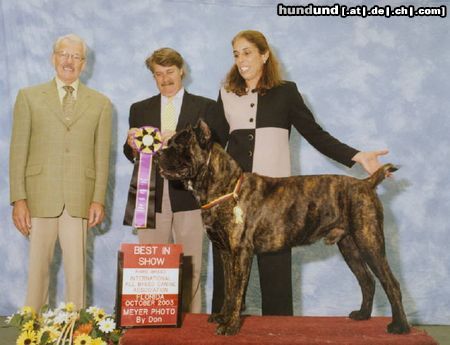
left=352, top=149, right=390, bottom=175
left=127, top=127, right=139, bottom=158
left=88, top=202, right=105, bottom=228
left=12, top=199, right=32, bottom=237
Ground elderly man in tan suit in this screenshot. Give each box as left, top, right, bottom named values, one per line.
left=9, top=34, right=112, bottom=312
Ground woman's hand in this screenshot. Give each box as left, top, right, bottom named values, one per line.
left=352, top=149, right=390, bottom=175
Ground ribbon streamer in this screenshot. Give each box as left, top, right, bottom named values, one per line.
left=123, top=126, right=162, bottom=229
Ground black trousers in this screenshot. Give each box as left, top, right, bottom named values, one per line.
left=211, top=245, right=293, bottom=315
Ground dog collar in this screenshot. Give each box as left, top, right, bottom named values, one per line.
left=201, top=175, right=244, bottom=210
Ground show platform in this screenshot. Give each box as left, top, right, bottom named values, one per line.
left=120, top=314, right=437, bottom=345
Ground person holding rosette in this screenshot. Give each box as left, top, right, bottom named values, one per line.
left=123, top=47, right=217, bottom=313
left=209, top=30, right=390, bottom=318
left=9, top=34, right=112, bottom=313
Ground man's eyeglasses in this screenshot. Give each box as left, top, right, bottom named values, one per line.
left=56, top=51, right=85, bottom=62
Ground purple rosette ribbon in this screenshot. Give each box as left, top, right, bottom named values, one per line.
left=123, top=126, right=163, bottom=229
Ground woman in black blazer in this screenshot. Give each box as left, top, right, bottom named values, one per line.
left=210, top=30, right=389, bottom=316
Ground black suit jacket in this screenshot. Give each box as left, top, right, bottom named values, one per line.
left=124, top=91, right=217, bottom=212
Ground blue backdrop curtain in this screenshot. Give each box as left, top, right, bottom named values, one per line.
left=1, top=0, right=449, bottom=325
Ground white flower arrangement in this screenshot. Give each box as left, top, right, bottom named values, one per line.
left=7, top=303, right=122, bottom=345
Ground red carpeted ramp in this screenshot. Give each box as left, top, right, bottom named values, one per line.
left=120, top=314, right=438, bottom=345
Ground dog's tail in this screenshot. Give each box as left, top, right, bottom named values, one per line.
left=365, top=163, right=398, bottom=188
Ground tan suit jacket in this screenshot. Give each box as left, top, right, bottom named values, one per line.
left=9, top=79, right=112, bottom=218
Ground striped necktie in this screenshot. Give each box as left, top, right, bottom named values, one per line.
left=162, top=96, right=177, bottom=132
left=62, top=85, right=75, bottom=118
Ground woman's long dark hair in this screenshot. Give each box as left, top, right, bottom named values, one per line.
left=224, top=30, right=283, bottom=96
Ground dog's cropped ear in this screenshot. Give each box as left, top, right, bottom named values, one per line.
left=194, top=119, right=212, bottom=149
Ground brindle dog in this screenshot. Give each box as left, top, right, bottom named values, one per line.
left=156, top=120, right=410, bottom=336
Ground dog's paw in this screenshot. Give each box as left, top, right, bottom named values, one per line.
left=387, top=321, right=410, bottom=334
left=349, top=310, right=371, bottom=320
left=215, top=324, right=228, bottom=335
left=215, top=322, right=241, bottom=336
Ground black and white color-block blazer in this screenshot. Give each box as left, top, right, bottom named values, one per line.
left=214, top=81, right=359, bottom=176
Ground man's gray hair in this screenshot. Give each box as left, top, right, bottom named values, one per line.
left=53, top=34, right=88, bottom=57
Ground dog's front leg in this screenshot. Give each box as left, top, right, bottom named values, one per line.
left=216, top=247, right=253, bottom=336
left=208, top=250, right=233, bottom=325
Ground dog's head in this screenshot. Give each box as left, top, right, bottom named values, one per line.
left=156, top=119, right=213, bottom=181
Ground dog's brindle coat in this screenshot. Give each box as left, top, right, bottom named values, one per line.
left=156, top=120, right=410, bottom=336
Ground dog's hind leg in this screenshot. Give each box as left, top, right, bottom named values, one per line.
left=338, top=235, right=375, bottom=320
left=353, top=226, right=410, bottom=334
left=216, top=248, right=253, bottom=336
